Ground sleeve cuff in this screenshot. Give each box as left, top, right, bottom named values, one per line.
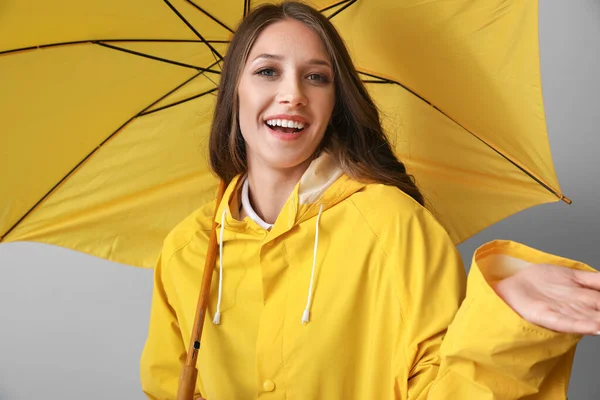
left=465, top=239, right=596, bottom=340
left=474, top=239, right=596, bottom=283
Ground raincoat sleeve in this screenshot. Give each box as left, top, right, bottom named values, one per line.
left=393, top=207, right=595, bottom=399
left=140, top=250, right=187, bottom=400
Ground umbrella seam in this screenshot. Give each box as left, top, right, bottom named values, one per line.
left=95, top=42, right=220, bottom=74
left=358, top=71, right=568, bottom=203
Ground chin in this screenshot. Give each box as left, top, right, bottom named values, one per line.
left=262, top=152, right=314, bottom=171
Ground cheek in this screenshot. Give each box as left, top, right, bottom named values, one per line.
left=237, top=84, right=257, bottom=136
left=314, top=90, right=336, bottom=126
left=237, top=80, right=270, bottom=126
left=237, top=82, right=250, bottom=116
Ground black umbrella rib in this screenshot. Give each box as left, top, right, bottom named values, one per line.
left=163, top=0, right=224, bottom=61
left=244, top=0, right=251, bottom=18
left=320, top=0, right=349, bottom=13
left=0, top=39, right=230, bottom=57
left=360, top=71, right=569, bottom=203
left=95, top=42, right=221, bottom=74
left=327, top=0, right=357, bottom=20
left=360, top=71, right=430, bottom=105
left=186, top=0, right=234, bottom=33
left=107, top=39, right=230, bottom=44
left=0, top=67, right=220, bottom=242
left=140, top=87, right=218, bottom=116
left=361, top=80, right=389, bottom=84
left=320, top=0, right=354, bottom=14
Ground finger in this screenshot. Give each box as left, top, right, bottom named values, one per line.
left=532, top=308, right=600, bottom=335
left=564, top=304, right=600, bottom=326
left=573, top=269, right=600, bottom=291
left=565, top=287, right=600, bottom=311
left=569, top=301, right=600, bottom=316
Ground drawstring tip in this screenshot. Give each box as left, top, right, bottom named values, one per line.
left=213, top=311, right=221, bottom=325
left=301, top=309, right=310, bottom=324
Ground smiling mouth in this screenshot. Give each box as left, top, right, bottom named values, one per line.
left=265, top=119, right=306, bottom=135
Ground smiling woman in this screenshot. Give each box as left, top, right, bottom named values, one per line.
left=139, top=2, right=599, bottom=400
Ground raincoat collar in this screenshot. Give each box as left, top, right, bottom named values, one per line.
left=213, top=153, right=366, bottom=241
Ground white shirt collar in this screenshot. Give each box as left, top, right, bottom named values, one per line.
left=241, top=178, right=273, bottom=230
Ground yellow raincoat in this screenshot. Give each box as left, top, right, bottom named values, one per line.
left=140, top=155, right=592, bottom=399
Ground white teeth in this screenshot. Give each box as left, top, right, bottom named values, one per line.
left=265, top=119, right=306, bottom=131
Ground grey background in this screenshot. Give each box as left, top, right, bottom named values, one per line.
left=0, top=1, right=598, bottom=399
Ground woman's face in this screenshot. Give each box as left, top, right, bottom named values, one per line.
left=237, top=18, right=335, bottom=173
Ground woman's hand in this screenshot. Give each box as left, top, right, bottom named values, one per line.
left=493, top=263, right=600, bottom=335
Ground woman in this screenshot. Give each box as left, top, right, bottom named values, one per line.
left=140, top=2, right=599, bottom=399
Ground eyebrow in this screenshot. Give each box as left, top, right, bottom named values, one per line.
left=252, top=53, right=332, bottom=68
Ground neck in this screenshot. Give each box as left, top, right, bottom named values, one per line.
left=244, top=159, right=311, bottom=224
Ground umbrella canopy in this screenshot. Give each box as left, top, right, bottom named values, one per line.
left=0, top=0, right=569, bottom=268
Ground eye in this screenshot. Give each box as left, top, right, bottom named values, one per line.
left=256, top=68, right=278, bottom=77
left=307, top=73, right=330, bottom=83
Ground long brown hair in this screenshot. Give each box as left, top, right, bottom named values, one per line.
left=209, top=1, right=424, bottom=206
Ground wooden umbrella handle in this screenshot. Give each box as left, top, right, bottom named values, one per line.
left=177, top=180, right=227, bottom=400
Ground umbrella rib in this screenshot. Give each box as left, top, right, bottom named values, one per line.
left=106, top=39, right=230, bottom=44
left=0, top=39, right=230, bottom=57
left=244, top=0, right=251, bottom=18
left=359, top=71, right=570, bottom=204
left=320, top=0, right=354, bottom=14
left=140, top=87, right=218, bottom=116
left=95, top=42, right=221, bottom=74
left=186, top=0, right=234, bottom=33
left=0, top=69, right=218, bottom=242
left=163, top=0, right=224, bottom=61
left=361, top=80, right=390, bottom=84
left=328, top=0, right=357, bottom=19
left=359, top=71, right=430, bottom=104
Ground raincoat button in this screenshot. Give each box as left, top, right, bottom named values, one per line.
left=263, top=380, right=276, bottom=392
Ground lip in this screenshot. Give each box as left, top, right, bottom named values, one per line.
left=264, top=114, right=309, bottom=125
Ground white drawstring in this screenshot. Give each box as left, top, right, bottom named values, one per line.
left=213, top=209, right=227, bottom=325
left=302, top=204, right=324, bottom=324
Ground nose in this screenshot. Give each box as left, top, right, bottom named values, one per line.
left=276, top=76, right=308, bottom=108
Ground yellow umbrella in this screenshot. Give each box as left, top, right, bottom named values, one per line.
left=0, top=0, right=569, bottom=268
